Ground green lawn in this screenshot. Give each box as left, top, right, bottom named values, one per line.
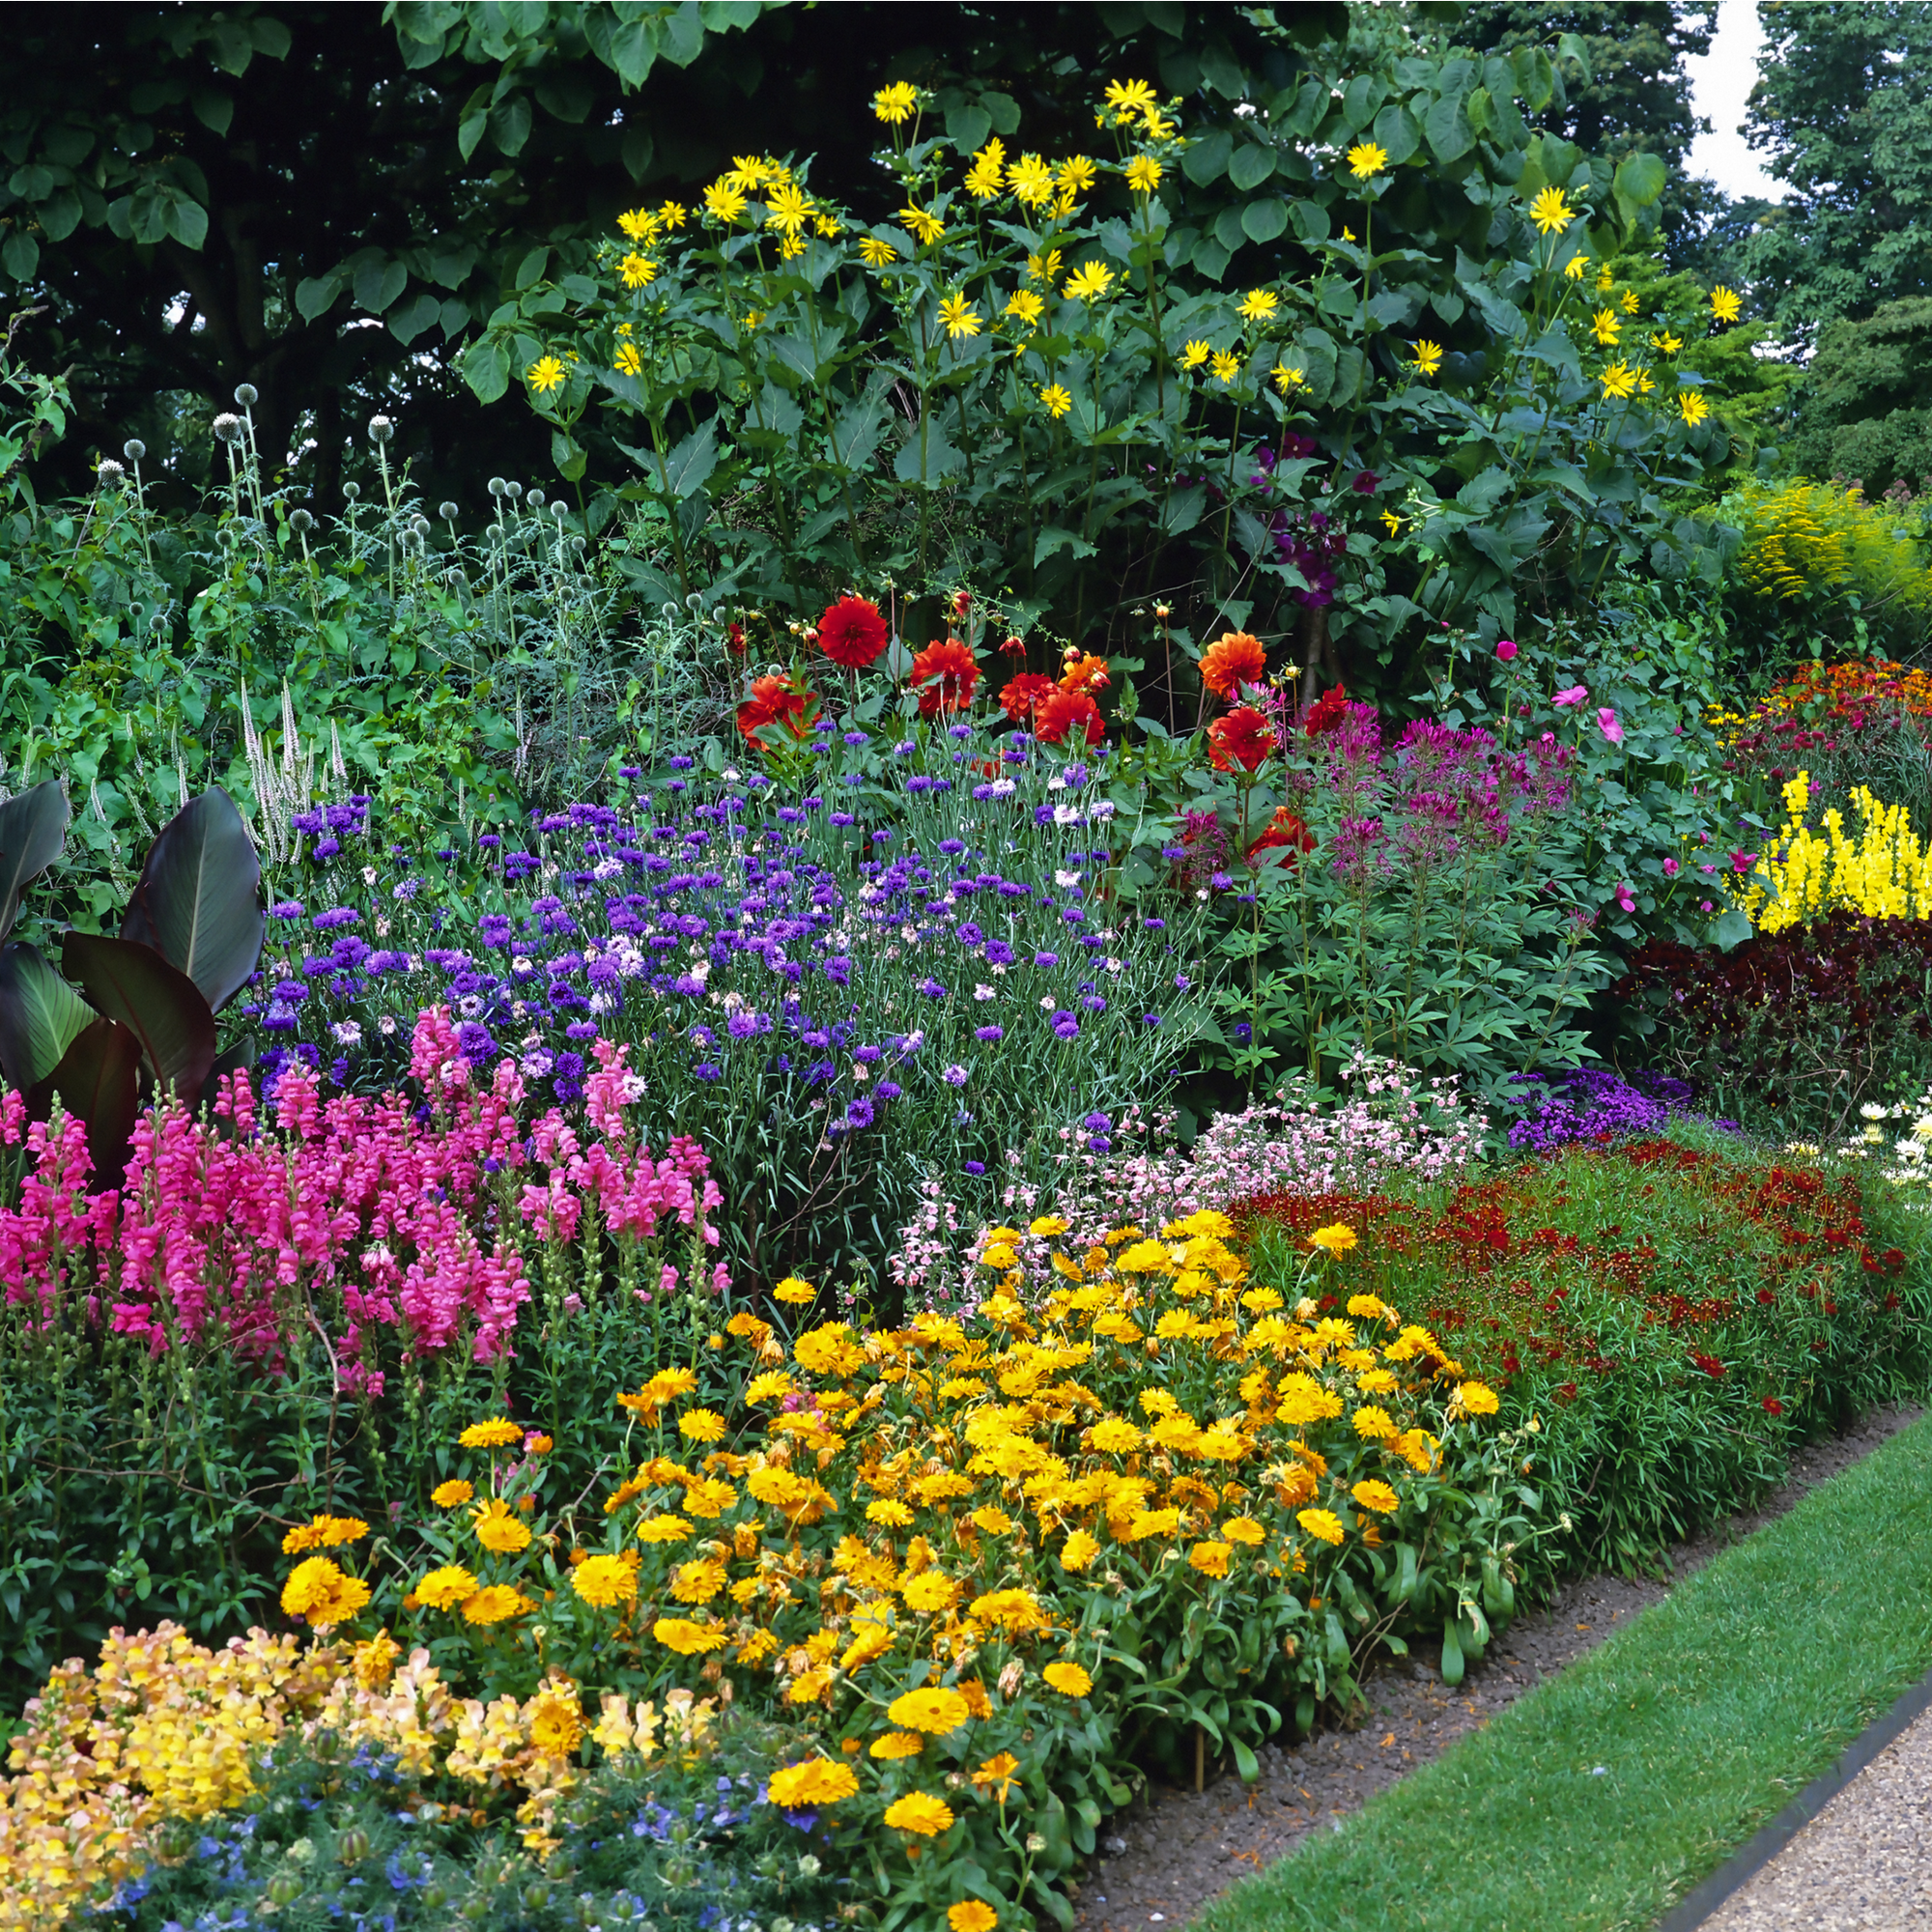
left=1200, top=1412, right=1932, bottom=1932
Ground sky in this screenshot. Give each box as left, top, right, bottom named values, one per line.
left=1683, top=0, right=1785, bottom=201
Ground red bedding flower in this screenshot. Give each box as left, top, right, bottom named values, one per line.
left=999, top=672, right=1059, bottom=724
left=816, top=595, right=890, bottom=669
left=910, top=638, right=979, bottom=716
left=1208, top=705, right=1277, bottom=772
left=1247, top=806, right=1315, bottom=863
left=1036, top=688, right=1104, bottom=746
left=736, top=673, right=816, bottom=743
left=1303, top=684, right=1350, bottom=737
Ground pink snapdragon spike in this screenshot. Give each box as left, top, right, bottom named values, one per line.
left=0, top=1006, right=718, bottom=1380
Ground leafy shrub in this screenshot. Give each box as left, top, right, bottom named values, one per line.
left=1616, top=916, right=1932, bottom=1142
left=1236, top=1135, right=1932, bottom=1571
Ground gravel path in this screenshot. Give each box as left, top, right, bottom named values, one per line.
left=1071, top=1404, right=1922, bottom=1932
left=1695, top=1702, right=1932, bottom=1931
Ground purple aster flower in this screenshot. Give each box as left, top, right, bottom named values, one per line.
left=943, top=1064, right=969, bottom=1086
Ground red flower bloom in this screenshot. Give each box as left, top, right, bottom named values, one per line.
left=1207, top=705, right=1277, bottom=772
left=1199, top=630, right=1267, bottom=699
left=1000, top=672, right=1059, bottom=724
left=736, top=673, right=816, bottom=744
left=1247, top=806, right=1315, bottom=864
left=998, top=634, right=1027, bottom=658
left=726, top=621, right=748, bottom=654
left=1060, top=652, right=1111, bottom=695
left=1303, top=684, right=1350, bottom=737
left=1762, top=1396, right=1784, bottom=1415
left=816, top=595, right=891, bottom=670
left=910, top=638, right=979, bottom=716
left=1036, top=688, right=1104, bottom=746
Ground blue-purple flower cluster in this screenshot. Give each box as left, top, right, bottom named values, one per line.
left=1506, top=1068, right=1699, bottom=1151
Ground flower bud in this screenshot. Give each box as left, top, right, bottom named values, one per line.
left=123, top=438, right=146, bottom=463
left=213, top=412, right=242, bottom=442
left=234, top=382, right=259, bottom=408
left=367, top=414, right=394, bottom=444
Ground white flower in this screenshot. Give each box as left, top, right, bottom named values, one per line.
left=975, top=983, right=997, bottom=1002
left=362, top=866, right=378, bottom=886
left=331, top=1020, right=362, bottom=1046
left=593, top=857, right=623, bottom=880
left=377, top=1014, right=398, bottom=1036
left=1055, top=868, right=1080, bottom=889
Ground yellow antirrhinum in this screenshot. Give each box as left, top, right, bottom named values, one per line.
left=1736, top=770, right=1932, bottom=933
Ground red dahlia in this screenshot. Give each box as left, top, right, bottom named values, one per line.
left=910, top=638, right=979, bottom=716
left=1303, top=684, right=1350, bottom=737
left=1208, top=705, right=1278, bottom=772
left=736, top=673, right=816, bottom=744
left=1036, top=688, right=1104, bottom=747
left=816, top=595, right=890, bottom=669
left=1000, top=672, right=1059, bottom=724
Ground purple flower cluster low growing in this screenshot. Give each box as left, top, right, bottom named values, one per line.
left=1506, top=1068, right=1699, bottom=1151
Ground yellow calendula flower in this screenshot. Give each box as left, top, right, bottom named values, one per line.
left=939, top=292, right=981, bottom=340
left=1527, top=185, right=1574, bottom=235
left=1347, top=140, right=1389, bottom=179
left=1042, top=1660, right=1093, bottom=1696
left=460, top=1416, right=522, bottom=1449
left=1221, top=1517, right=1267, bottom=1546
left=867, top=1498, right=915, bottom=1527
left=871, top=1730, right=925, bottom=1759
left=1188, top=1541, right=1232, bottom=1578
left=873, top=81, right=920, bottom=126
left=703, top=181, right=749, bottom=223
left=1679, top=389, right=1711, bottom=426
left=1458, top=1379, right=1501, bottom=1415
left=613, top=343, right=643, bottom=378
left=1060, top=1529, right=1101, bottom=1571
left=1309, top=1223, right=1358, bottom=1255
left=1063, top=260, right=1113, bottom=302
left=572, top=1553, right=639, bottom=1608
left=901, top=1572, right=959, bottom=1613
left=899, top=203, right=946, bottom=246
left=859, top=236, right=899, bottom=268
left=636, top=1513, right=693, bottom=1544
left=431, top=1479, right=473, bottom=1509
left=472, top=1497, right=532, bottom=1553
left=1124, top=154, right=1163, bottom=194
left=1237, top=287, right=1279, bottom=324
left=1710, top=284, right=1744, bottom=324
left=414, top=1564, right=478, bottom=1609
left=1038, top=383, right=1073, bottom=418
left=745, top=1370, right=794, bottom=1404
left=884, top=1792, right=955, bottom=1836
left=1351, top=1479, right=1400, bottom=1515
left=1297, top=1507, right=1346, bottom=1546
left=888, top=1686, right=973, bottom=1734
left=1599, top=361, right=1637, bottom=400
left=462, top=1583, right=533, bottom=1626
left=679, top=1407, right=726, bottom=1443
left=653, top=1617, right=728, bottom=1655
left=617, top=252, right=657, bottom=290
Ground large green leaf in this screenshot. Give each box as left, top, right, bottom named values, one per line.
left=119, top=789, right=264, bottom=1012
left=61, top=931, right=216, bottom=1106
left=0, top=779, right=69, bottom=943
left=0, top=941, right=94, bottom=1090
left=29, top=1016, right=142, bottom=1189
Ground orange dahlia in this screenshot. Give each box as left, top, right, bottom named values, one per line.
left=999, top=672, right=1058, bottom=724
left=911, top=638, right=980, bottom=716
left=1199, top=630, right=1266, bottom=698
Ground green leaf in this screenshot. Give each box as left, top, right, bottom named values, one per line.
left=0, top=781, right=68, bottom=944
left=388, top=290, right=441, bottom=345
left=607, top=16, right=661, bottom=87
left=354, top=257, right=408, bottom=315
left=295, top=273, right=344, bottom=324
left=1614, top=151, right=1668, bottom=210
left=461, top=337, right=510, bottom=404
left=551, top=428, right=586, bottom=481
left=1, top=230, right=41, bottom=283
left=1425, top=89, right=1474, bottom=164
left=1035, top=527, right=1096, bottom=565
left=489, top=96, right=532, bottom=156
left=1181, top=128, right=1233, bottom=185
left=1555, top=31, right=1593, bottom=80
left=161, top=193, right=209, bottom=250
left=61, top=931, right=217, bottom=1105
left=1710, top=910, right=1754, bottom=952
left=0, top=943, right=94, bottom=1090
left=1228, top=142, right=1275, bottom=191
left=659, top=422, right=720, bottom=499
left=945, top=100, right=992, bottom=156
left=1371, top=101, right=1422, bottom=166
left=191, top=87, right=234, bottom=136
left=1439, top=1615, right=1465, bottom=1686
left=119, top=790, right=263, bottom=1013
left=662, top=1, right=707, bottom=67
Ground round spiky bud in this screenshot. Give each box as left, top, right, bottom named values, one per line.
left=123, top=439, right=147, bottom=463
left=213, top=413, right=242, bottom=442
left=343, top=480, right=361, bottom=500
left=502, top=480, right=523, bottom=500
left=96, top=459, right=126, bottom=486
left=550, top=500, right=567, bottom=522
left=412, top=514, right=432, bottom=537
left=234, top=383, right=259, bottom=408
left=685, top=591, right=705, bottom=611
left=445, top=567, right=468, bottom=589
left=290, top=508, right=314, bottom=531
left=526, top=488, right=546, bottom=509
left=662, top=602, right=681, bottom=619
left=367, top=414, right=394, bottom=444
left=439, top=500, right=459, bottom=522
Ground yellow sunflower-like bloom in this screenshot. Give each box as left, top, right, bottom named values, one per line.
left=1042, top=1660, right=1093, bottom=1695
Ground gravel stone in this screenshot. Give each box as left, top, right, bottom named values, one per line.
left=1073, top=1404, right=1921, bottom=1932
left=1699, top=1702, right=1932, bottom=1930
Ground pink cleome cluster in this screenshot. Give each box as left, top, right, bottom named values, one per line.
left=0, top=1009, right=721, bottom=1386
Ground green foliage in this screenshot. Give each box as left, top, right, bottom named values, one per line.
left=1743, top=0, right=1932, bottom=343
left=1788, top=297, right=1932, bottom=497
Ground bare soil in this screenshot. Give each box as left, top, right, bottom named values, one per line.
left=1072, top=1403, right=1924, bottom=1932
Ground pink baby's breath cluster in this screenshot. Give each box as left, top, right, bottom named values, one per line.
left=890, top=1056, right=1481, bottom=1313
left=0, top=1009, right=720, bottom=1386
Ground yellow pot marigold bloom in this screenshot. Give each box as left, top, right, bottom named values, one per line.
left=901, top=1572, right=959, bottom=1613
left=970, top=1587, right=1049, bottom=1633
left=773, top=1276, right=815, bottom=1305
left=744, top=1370, right=794, bottom=1404
left=529, top=1692, right=583, bottom=1757
left=867, top=1498, right=915, bottom=1527
left=281, top=1514, right=368, bottom=1554
left=872, top=1730, right=925, bottom=1759
left=1090, top=1415, right=1143, bottom=1454
left=1038, top=383, right=1073, bottom=418
left=770, top=1757, right=861, bottom=1806
left=1060, top=1529, right=1101, bottom=1571
left=431, top=1478, right=473, bottom=1508
left=461, top=1416, right=523, bottom=1449
left=472, top=1497, right=532, bottom=1553
left=972, top=1750, right=1021, bottom=1800
left=888, top=1686, right=973, bottom=1734
left=1710, top=284, right=1743, bottom=324
left=1347, top=140, right=1389, bottom=179
left=462, top=1583, right=533, bottom=1626
left=1528, top=185, right=1574, bottom=234
left=679, top=1407, right=726, bottom=1443
left=1125, top=155, right=1163, bottom=194
left=1237, top=288, right=1279, bottom=323
left=1188, top=1540, right=1232, bottom=1578
left=1042, top=1660, right=1093, bottom=1696
left=1458, top=1379, right=1501, bottom=1415
left=653, top=1617, right=727, bottom=1655
left=1352, top=1479, right=1401, bottom=1515
left=885, top=1792, right=956, bottom=1837
left=873, top=81, right=919, bottom=125
left=414, top=1564, right=479, bottom=1610
left=281, top=1556, right=370, bottom=1629
left=1297, top=1508, right=1346, bottom=1546
left=1352, top=1404, right=1398, bottom=1441
left=636, top=1513, right=693, bottom=1544
left=950, top=1904, right=999, bottom=1932
left=1221, top=1516, right=1266, bottom=1545
left=572, top=1554, right=639, bottom=1608
left=1309, top=1223, right=1358, bottom=1255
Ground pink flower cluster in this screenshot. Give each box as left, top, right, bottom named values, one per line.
left=0, top=1009, right=721, bottom=1386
